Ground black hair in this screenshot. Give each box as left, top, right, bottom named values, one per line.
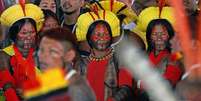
left=34, top=0, right=42, bottom=5
left=42, top=9, right=60, bottom=24
left=146, top=19, right=175, bottom=52
left=7, top=18, right=37, bottom=42
left=86, top=20, right=113, bottom=49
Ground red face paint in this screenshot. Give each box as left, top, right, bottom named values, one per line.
left=90, top=24, right=111, bottom=51
left=91, top=24, right=111, bottom=41
left=16, top=22, right=36, bottom=50
left=151, top=24, right=169, bottom=51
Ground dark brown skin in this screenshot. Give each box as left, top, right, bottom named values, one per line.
left=0, top=24, right=7, bottom=41
left=0, top=25, right=3, bottom=41
left=0, top=51, right=10, bottom=70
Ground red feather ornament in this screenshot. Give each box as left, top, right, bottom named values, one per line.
left=110, top=0, right=114, bottom=11
left=158, top=0, right=166, bottom=18
left=19, top=0, right=26, bottom=16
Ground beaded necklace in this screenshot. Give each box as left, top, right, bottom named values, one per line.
left=88, top=48, right=114, bottom=61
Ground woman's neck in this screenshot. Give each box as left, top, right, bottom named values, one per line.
left=89, top=48, right=114, bottom=61
left=154, top=49, right=168, bottom=56
left=154, top=50, right=160, bottom=56
left=17, top=46, right=31, bottom=58
left=91, top=49, right=110, bottom=58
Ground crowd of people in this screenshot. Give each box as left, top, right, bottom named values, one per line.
left=0, top=0, right=200, bottom=101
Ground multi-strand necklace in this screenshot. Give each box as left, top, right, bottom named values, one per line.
left=89, top=48, right=114, bottom=61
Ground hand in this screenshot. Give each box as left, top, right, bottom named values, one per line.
left=112, top=85, right=134, bottom=101
left=15, top=88, right=24, bottom=100
left=0, top=39, right=12, bottom=49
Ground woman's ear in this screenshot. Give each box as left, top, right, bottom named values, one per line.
left=64, top=49, right=76, bottom=63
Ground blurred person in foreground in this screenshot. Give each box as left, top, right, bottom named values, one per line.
left=38, top=27, right=77, bottom=72
left=37, top=27, right=96, bottom=101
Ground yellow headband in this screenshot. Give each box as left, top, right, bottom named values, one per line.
left=76, top=10, right=120, bottom=41
left=0, top=3, right=44, bottom=32
left=91, top=0, right=137, bottom=24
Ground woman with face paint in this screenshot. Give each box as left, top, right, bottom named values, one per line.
left=0, top=2, right=44, bottom=100
left=75, top=10, right=137, bottom=101
left=146, top=19, right=183, bottom=87
left=137, top=19, right=184, bottom=101
left=87, top=21, right=113, bottom=52
left=36, top=27, right=96, bottom=101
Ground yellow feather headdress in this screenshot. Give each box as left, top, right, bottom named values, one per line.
left=75, top=10, right=120, bottom=41
left=135, top=6, right=175, bottom=33
left=90, top=0, right=137, bottom=25
left=132, top=6, right=175, bottom=48
left=0, top=3, right=44, bottom=32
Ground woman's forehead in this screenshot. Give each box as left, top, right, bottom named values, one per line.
left=152, top=24, right=167, bottom=31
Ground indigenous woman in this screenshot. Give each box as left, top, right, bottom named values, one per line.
left=0, top=2, right=44, bottom=100
left=75, top=10, right=136, bottom=101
